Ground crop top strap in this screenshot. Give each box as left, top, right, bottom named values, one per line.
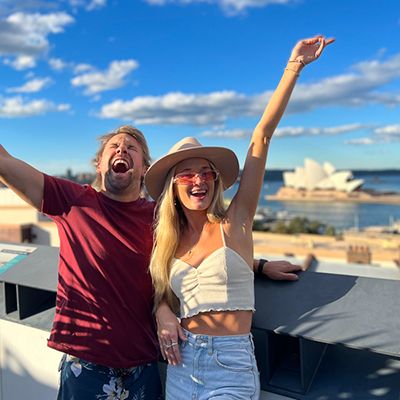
left=219, top=222, right=226, bottom=247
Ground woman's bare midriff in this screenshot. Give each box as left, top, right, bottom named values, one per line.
left=181, top=310, right=253, bottom=336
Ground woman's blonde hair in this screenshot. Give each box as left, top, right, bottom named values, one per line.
left=149, top=161, right=226, bottom=313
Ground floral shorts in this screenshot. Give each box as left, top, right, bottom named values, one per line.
left=57, top=354, right=164, bottom=400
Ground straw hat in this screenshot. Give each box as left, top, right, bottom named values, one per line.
left=145, top=137, right=239, bottom=200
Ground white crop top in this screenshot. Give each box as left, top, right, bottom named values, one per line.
left=170, top=224, right=255, bottom=319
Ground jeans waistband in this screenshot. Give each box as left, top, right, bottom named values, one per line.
left=183, top=328, right=254, bottom=353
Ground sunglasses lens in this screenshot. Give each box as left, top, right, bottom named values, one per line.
left=174, top=170, right=218, bottom=185
left=202, top=171, right=217, bottom=181
left=177, top=174, right=195, bottom=184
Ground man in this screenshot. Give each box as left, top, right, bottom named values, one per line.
left=1, top=126, right=162, bottom=399
left=0, top=125, right=301, bottom=399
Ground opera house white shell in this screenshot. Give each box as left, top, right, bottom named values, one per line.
left=283, top=158, right=364, bottom=193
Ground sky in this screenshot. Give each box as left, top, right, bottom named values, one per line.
left=0, top=0, right=399, bottom=175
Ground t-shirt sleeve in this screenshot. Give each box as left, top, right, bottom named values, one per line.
left=41, top=174, right=89, bottom=216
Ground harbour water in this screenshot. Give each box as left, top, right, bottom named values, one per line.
left=225, top=173, right=400, bottom=232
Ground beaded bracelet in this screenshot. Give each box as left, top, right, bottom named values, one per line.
left=257, top=258, right=268, bottom=275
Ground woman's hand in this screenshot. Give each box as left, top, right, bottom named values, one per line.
left=289, top=35, right=335, bottom=66
left=156, top=302, right=187, bottom=365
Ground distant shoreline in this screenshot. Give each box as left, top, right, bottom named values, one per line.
left=239, top=169, right=400, bottom=182
left=267, top=187, right=400, bottom=205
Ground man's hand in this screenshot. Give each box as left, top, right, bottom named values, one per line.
left=254, top=259, right=302, bottom=281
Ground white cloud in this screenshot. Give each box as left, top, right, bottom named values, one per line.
left=275, top=124, right=369, bottom=137
left=98, top=53, right=400, bottom=126
left=6, top=12, right=73, bottom=35
left=345, top=124, right=400, bottom=145
left=49, top=59, right=94, bottom=74
left=0, top=96, right=70, bottom=118
left=3, top=55, right=36, bottom=70
left=374, top=124, right=400, bottom=143
left=286, top=54, right=400, bottom=113
left=0, top=0, right=106, bottom=16
left=374, top=124, right=400, bottom=136
left=0, top=1, right=57, bottom=17
left=71, top=60, right=139, bottom=95
left=7, top=77, right=53, bottom=93
left=0, top=12, right=74, bottom=64
left=202, top=123, right=400, bottom=147
left=345, top=138, right=374, bottom=145
left=48, top=57, right=68, bottom=71
left=73, top=63, right=94, bottom=74
left=86, top=0, right=107, bottom=11
left=145, top=0, right=294, bottom=15
left=201, top=128, right=251, bottom=138
left=200, top=124, right=369, bottom=139
left=69, top=0, right=107, bottom=11
left=99, top=90, right=252, bottom=124
left=57, top=103, right=71, bottom=111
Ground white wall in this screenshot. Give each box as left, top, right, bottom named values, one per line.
left=0, top=318, right=292, bottom=399
left=0, top=319, right=60, bottom=400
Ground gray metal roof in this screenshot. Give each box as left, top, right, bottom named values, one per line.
left=0, top=242, right=58, bottom=290
left=253, top=271, right=400, bottom=358
left=1, top=242, right=399, bottom=399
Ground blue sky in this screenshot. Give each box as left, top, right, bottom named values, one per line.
left=0, top=0, right=399, bottom=174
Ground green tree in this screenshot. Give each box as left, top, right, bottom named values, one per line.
left=325, top=225, right=336, bottom=236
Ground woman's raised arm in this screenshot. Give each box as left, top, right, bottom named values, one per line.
left=230, top=36, right=334, bottom=222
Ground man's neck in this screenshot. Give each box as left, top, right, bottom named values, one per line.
left=101, top=189, right=141, bottom=202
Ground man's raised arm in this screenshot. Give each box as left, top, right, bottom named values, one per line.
left=0, top=144, right=44, bottom=210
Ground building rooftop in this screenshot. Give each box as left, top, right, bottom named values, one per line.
left=1, top=242, right=400, bottom=399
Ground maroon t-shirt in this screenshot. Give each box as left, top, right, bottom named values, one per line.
left=41, top=174, right=159, bottom=368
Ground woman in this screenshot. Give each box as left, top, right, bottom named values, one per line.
left=145, top=36, right=334, bottom=399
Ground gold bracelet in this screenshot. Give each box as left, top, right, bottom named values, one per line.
left=284, top=67, right=300, bottom=77
left=288, top=58, right=306, bottom=67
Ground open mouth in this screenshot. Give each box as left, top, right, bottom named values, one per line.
left=111, top=158, right=131, bottom=174
left=190, top=188, right=207, bottom=199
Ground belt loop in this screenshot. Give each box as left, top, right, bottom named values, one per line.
left=249, top=333, right=255, bottom=352
left=207, top=335, right=213, bottom=356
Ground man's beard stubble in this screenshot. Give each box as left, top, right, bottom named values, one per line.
left=103, top=169, right=137, bottom=195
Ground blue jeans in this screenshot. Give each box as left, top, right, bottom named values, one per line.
left=166, top=329, right=260, bottom=400
left=57, top=354, right=163, bottom=399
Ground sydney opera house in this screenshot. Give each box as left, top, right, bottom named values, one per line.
left=282, top=158, right=364, bottom=193
left=266, top=158, right=400, bottom=203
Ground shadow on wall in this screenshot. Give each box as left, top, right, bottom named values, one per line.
left=252, top=271, right=400, bottom=399
left=309, top=345, right=400, bottom=400
left=1, top=346, right=58, bottom=400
